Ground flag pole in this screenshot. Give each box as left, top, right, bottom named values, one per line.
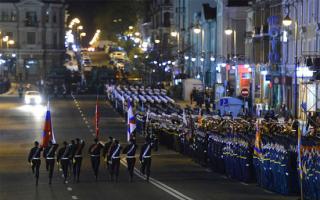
left=297, top=121, right=304, bottom=200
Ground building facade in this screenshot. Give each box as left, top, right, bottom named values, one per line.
left=0, top=0, right=65, bottom=82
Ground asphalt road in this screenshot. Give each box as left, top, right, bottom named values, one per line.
left=0, top=95, right=299, bottom=200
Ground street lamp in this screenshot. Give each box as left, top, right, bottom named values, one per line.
left=282, top=11, right=298, bottom=119
left=8, top=40, right=14, bottom=46
left=129, top=26, right=134, bottom=30
left=77, top=25, right=83, bottom=30
left=224, top=28, right=233, bottom=35
left=170, top=31, right=178, bottom=37
left=282, top=15, right=292, bottom=26
left=154, top=39, right=160, bottom=44
left=193, top=25, right=201, bottom=34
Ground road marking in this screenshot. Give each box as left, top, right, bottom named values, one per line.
left=71, top=196, right=78, bottom=200
left=120, top=159, right=194, bottom=200
left=205, top=168, right=212, bottom=173
left=67, top=187, right=72, bottom=191
left=263, top=189, right=274, bottom=194
left=240, top=182, right=249, bottom=186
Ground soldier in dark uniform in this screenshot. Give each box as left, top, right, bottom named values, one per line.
left=103, top=136, right=113, bottom=172
left=108, top=139, right=122, bottom=182
left=73, top=138, right=85, bottom=182
left=57, top=141, right=71, bottom=184
left=69, top=140, right=76, bottom=177
left=88, top=138, right=104, bottom=181
left=123, top=138, right=138, bottom=182
left=28, top=141, right=43, bottom=186
left=43, top=140, right=58, bottom=184
left=140, top=138, right=152, bottom=181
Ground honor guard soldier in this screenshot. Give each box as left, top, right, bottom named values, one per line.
left=123, top=138, right=138, bottom=182
left=43, top=140, right=58, bottom=184
left=57, top=141, right=71, bottom=184
left=28, top=141, right=43, bottom=186
left=140, top=138, right=152, bottom=181
left=73, top=138, right=85, bottom=182
left=88, top=138, right=104, bottom=181
left=69, top=140, right=76, bottom=177
left=103, top=137, right=113, bottom=171
left=108, top=139, right=122, bottom=182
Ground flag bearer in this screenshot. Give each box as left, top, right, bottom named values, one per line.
left=123, top=138, right=138, bottom=182
left=108, top=139, right=122, bottom=182
left=88, top=138, right=104, bottom=181
left=43, top=140, right=58, bottom=184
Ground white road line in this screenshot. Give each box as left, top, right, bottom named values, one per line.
left=240, top=182, right=249, bottom=186
left=71, top=196, right=78, bottom=200
left=120, top=159, right=194, bottom=200
left=263, top=189, right=274, bottom=194
left=67, top=187, right=72, bottom=191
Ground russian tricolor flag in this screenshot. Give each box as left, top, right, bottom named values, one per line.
left=127, top=100, right=136, bottom=141
left=42, top=102, right=56, bottom=147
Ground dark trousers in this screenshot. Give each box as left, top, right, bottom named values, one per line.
left=61, top=159, right=69, bottom=181
left=46, top=159, right=55, bottom=180
left=32, top=159, right=41, bottom=179
left=110, top=158, right=120, bottom=179
left=91, top=157, right=100, bottom=178
left=141, top=157, right=151, bottom=178
left=73, top=157, right=82, bottom=181
left=126, top=157, right=136, bottom=178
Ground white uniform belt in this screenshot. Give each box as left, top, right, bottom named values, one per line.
left=32, top=158, right=40, bottom=160
left=143, top=156, right=151, bottom=158
left=46, top=157, right=54, bottom=159
left=91, top=154, right=100, bottom=157
left=126, top=156, right=135, bottom=158
left=112, top=156, right=120, bottom=159
left=61, top=157, right=69, bottom=160
left=74, top=155, right=82, bottom=158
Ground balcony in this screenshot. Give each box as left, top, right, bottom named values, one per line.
left=25, top=20, right=39, bottom=27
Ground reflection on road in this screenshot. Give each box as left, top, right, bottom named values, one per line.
left=16, top=105, right=47, bottom=120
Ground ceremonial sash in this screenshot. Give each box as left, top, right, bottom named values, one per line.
left=32, top=147, right=41, bottom=160
left=127, top=144, right=135, bottom=156
left=46, top=145, right=54, bottom=158
left=142, top=144, right=151, bottom=158
left=112, top=144, right=120, bottom=159
left=90, top=144, right=98, bottom=154
left=62, top=147, right=69, bottom=159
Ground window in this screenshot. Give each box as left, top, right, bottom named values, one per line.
left=1, top=11, right=9, bottom=21
left=163, top=12, right=170, bottom=27
left=10, top=11, right=16, bottom=21
left=45, top=10, right=49, bottom=23
left=27, top=32, right=36, bottom=45
left=25, top=11, right=38, bottom=26
left=53, top=12, right=57, bottom=23
left=53, top=32, right=57, bottom=48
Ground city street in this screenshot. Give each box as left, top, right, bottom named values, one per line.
left=0, top=95, right=298, bottom=200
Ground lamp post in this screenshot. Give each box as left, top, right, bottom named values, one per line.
left=225, top=27, right=238, bottom=96
left=282, top=9, right=298, bottom=119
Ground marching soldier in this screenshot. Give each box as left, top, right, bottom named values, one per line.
left=57, top=141, right=71, bottom=184
left=108, top=139, right=122, bottom=182
left=123, top=138, right=138, bottom=182
left=72, top=138, right=85, bottom=182
left=43, top=140, right=58, bottom=184
left=69, top=140, right=76, bottom=177
left=28, top=141, right=43, bottom=186
left=88, top=138, right=104, bottom=181
left=140, top=138, right=152, bottom=181
left=103, top=136, right=114, bottom=172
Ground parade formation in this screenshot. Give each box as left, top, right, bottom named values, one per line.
left=106, top=84, right=320, bottom=200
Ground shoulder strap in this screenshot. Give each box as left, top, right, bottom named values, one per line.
left=46, top=146, right=54, bottom=157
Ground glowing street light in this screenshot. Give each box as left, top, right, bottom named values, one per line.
left=154, top=39, right=160, bottom=44
left=3, top=36, right=8, bottom=42
left=170, top=31, right=178, bottom=37
left=8, top=40, right=14, bottom=45
left=193, top=25, right=201, bottom=34
left=80, top=32, right=86, bottom=37
left=129, top=26, right=134, bottom=30
left=224, top=28, right=233, bottom=35
left=77, top=25, right=83, bottom=30
left=282, top=15, right=292, bottom=26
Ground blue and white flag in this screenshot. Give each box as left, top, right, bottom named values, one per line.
left=127, top=100, right=136, bottom=141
